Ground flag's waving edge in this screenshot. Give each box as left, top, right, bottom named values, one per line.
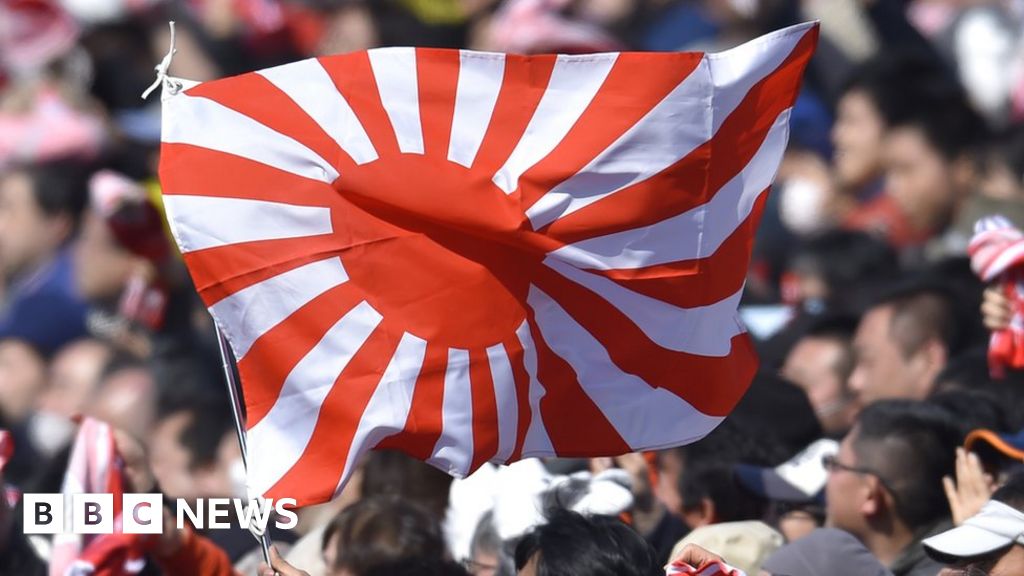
left=158, top=22, right=819, bottom=506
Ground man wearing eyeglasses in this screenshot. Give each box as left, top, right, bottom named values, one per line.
left=924, top=472, right=1024, bottom=576
left=823, top=400, right=961, bottom=576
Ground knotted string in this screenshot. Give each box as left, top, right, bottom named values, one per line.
left=142, top=21, right=182, bottom=100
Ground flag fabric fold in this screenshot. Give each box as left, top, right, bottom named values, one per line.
left=158, top=23, right=819, bottom=506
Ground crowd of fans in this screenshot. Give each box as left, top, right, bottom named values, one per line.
left=2, top=0, right=1024, bottom=575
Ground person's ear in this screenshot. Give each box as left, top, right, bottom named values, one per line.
left=682, top=497, right=716, bottom=529
left=860, top=475, right=885, bottom=518
left=913, top=338, right=947, bottom=392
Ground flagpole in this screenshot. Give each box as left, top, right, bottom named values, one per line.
left=215, top=326, right=274, bottom=567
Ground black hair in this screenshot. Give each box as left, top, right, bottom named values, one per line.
left=873, top=283, right=959, bottom=360
left=322, top=495, right=446, bottom=576
left=155, top=384, right=233, bottom=472
left=681, top=459, right=771, bottom=523
left=513, top=509, right=657, bottom=576
left=927, top=388, right=1008, bottom=438
left=888, top=97, right=987, bottom=161
left=840, top=52, right=961, bottom=127
left=788, top=230, right=898, bottom=310
left=992, top=472, right=1024, bottom=510
left=7, top=160, right=90, bottom=233
left=361, top=449, right=453, bottom=521
left=363, top=559, right=469, bottom=576
left=853, top=400, right=963, bottom=529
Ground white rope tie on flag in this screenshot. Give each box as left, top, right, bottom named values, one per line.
left=142, top=21, right=182, bottom=100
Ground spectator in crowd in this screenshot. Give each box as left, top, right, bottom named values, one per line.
left=848, top=285, right=957, bottom=406
left=761, top=528, right=893, bottom=576
left=781, top=318, right=859, bottom=436
left=513, top=509, right=656, bottom=576
left=825, top=400, right=962, bottom=575
left=0, top=161, right=89, bottom=355
left=924, top=471, right=1024, bottom=574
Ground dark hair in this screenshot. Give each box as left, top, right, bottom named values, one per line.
left=788, top=230, right=898, bottom=309
left=992, top=472, right=1024, bottom=511
left=888, top=97, right=986, bottom=161
left=876, top=287, right=958, bottom=360
left=681, top=460, right=770, bottom=523
left=852, top=400, right=962, bottom=529
left=156, top=392, right=233, bottom=472
left=7, top=160, right=90, bottom=232
left=840, top=52, right=959, bottom=127
left=361, top=450, right=453, bottom=521
left=363, top=559, right=469, bottom=576
left=322, top=496, right=446, bottom=576
left=513, top=509, right=656, bottom=576
left=927, top=389, right=1008, bottom=438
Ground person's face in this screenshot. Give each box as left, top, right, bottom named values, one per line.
left=0, top=339, right=46, bottom=424
left=468, top=549, right=500, bottom=576
left=90, top=367, right=156, bottom=439
left=38, top=340, right=109, bottom=419
left=0, top=172, right=65, bottom=278
left=884, top=126, right=956, bottom=229
left=832, top=90, right=886, bottom=189
left=149, top=411, right=200, bottom=502
left=73, top=210, right=136, bottom=301
left=517, top=554, right=539, bottom=576
left=782, top=336, right=853, bottom=434
left=777, top=507, right=820, bottom=543
left=824, top=428, right=870, bottom=536
left=848, top=305, right=925, bottom=407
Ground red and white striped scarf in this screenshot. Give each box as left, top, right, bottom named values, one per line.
left=969, top=215, right=1024, bottom=376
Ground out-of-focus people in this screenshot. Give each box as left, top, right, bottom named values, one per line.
left=89, top=354, right=157, bottom=439
left=0, top=161, right=89, bottom=355
left=781, top=319, right=858, bottom=436
left=465, top=510, right=513, bottom=576
left=0, top=339, right=46, bottom=426
left=924, top=472, right=1024, bottom=575
left=849, top=286, right=957, bottom=405
left=825, top=400, right=961, bottom=576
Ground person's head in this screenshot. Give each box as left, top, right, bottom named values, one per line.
left=680, top=459, right=771, bottom=530
left=513, top=509, right=656, bottom=576
left=361, top=449, right=453, bottom=522
left=883, top=100, right=982, bottom=234
left=37, top=339, right=111, bottom=419
left=467, top=511, right=514, bottom=576
left=785, top=231, right=897, bottom=309
left=149, top=394, right=235, bottom=503
left=89, top=354, right=157, bottom=439
left=0, top=161, right=88, bottom=278
left=0, top=339, right=46, bottom=425
left=781, top=318, right=858, bottom=436
left=925, top=472, right=1024, bottom=575
left=831, top=54, right=953, bottom=191
left=849, top=287, right=956, bottom=405
left=825, top=400, right=960, bottom=541
left=321, top=495, right=446, bottom=576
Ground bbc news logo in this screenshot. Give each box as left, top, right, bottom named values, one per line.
left=23, top=494, right=298, bottom=534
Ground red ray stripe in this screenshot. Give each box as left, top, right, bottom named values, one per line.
left=525, top=316, right=631, bottom=456
left=319, top=52, right=402, bottom=159
left=469, top=55, right=558, bottom=178
left=518, top=53, right=702, bottom=209
left=160, top=144, right=334, bottom=204
left=184, top=73, right=358, bottom=174
left=543, top=27, right=817, bottom=243
left=468, top=348, right=499, bottom=471
left=240, top=282, right=365, bottom=428
left=416, top=49, right=461, bottom=158
left=376, top=341, right=448, bottom=460
left=263, top=320, right=402, bottom=506
left=584, top=192, right=767, bottom=309
left=533, top=266, right=758, bottom=417
left=503, top=336, right=533, bottom=463
left=186, top=236, right=346, bottom=305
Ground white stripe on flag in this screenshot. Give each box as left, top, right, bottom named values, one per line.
left=516, top=322, right=555, bottom=457
left=247, top=300, right=382, bottom=498
left=543, top=257, right=745, bottom=357
left=428, top=348, right=475, bottom=477
left=524, top=58, right=712, bottom=229
left=368, top=47, right=425, bottom=154
left=162, top=93, right=339, bottom=183
left=448, top=51, right=505, bottom=168
left=161, top=196, right=333, bottom=254
left=257, top=58, right=379, bottom=165
left=548, top=109, right=790, bottom=270
left=528, top=286, right=723, bottom=450
left=211, top=258, right=349, bottom=360
left=487, top=342, right=519, bottom=464
left=493, top=54, right=618, bottom=194
left=333, top=332, right=428, bottom=498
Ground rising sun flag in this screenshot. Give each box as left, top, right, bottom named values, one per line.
left=158, top=22, right=819, bottom=507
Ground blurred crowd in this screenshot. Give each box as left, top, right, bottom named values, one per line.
left=3, top=0, right=1024, bottom=575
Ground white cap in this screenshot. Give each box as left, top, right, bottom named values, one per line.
left=923, top=500, right=1024, bottom=562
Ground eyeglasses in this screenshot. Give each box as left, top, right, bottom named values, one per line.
left=460, top=558, right=498, bottom=575
left=821, top=454, right=900, bottom=499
